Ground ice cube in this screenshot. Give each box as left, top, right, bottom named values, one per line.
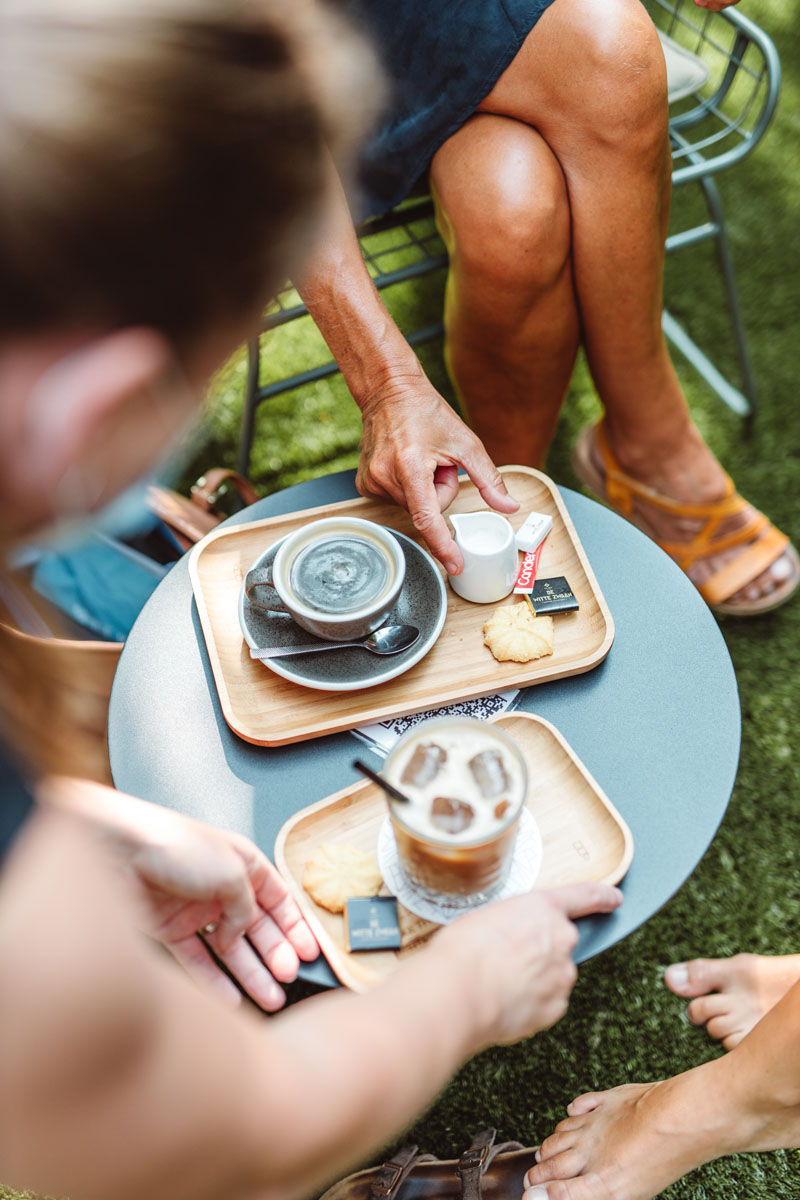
left=469, top=750, right=510, bottom=798
left=430, top=796, right=475, bottom=835
left=401, top=742, right=447, bottom=788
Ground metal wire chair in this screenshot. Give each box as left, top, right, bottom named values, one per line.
left=237, top=2, right=780, bottom=473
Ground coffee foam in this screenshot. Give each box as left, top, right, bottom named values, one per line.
left=280, top=523, right=397, bottom=615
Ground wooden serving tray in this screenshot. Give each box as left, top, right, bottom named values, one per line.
left=275, top=712, right=633, bottom=991
left=188, top=468, right=613, bottom=746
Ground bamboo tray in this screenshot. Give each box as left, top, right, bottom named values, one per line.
left=188, top=468, right=613, bottom=746
left=275, top=712, right=633, bottom=991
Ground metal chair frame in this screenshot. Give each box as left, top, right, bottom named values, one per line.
left=237, top=0, right=780, bottom=474
left=647, top=0, right=781, bottom=418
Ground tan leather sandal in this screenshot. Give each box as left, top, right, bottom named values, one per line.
left=319, top=1128, right=539, bottom=1200
left=572, top=421, right=800, bottom=617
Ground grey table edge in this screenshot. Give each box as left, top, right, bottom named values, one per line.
left=110, top=470, right=741, bottom=989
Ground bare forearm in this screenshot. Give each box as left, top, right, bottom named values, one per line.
left=254, top=941, right=485, bottom=1198
left=294, top=161, right=423, bottom=409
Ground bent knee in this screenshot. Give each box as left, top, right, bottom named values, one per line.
left=435, top=121, right=571, bottom=292
left=570, top=0, right=668, bottom=154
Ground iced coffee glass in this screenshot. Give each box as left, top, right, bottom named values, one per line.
left=383, top=716, right=527, bottom=907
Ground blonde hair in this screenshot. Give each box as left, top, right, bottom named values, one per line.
left=0, top=0, right=380, bottom=778
left=0, top=0, right=379, bottom=351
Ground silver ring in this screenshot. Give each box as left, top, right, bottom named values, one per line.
left=201, top=922, right=218, bottom=936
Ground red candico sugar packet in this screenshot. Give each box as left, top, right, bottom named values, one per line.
left=513, top=542, right=544, bottom=594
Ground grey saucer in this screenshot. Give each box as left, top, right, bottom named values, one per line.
left=238, top=531, right=447, bottom=692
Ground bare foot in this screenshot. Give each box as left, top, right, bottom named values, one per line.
left=665, top=954, right=800, bottom=1050
left=585, top=421, right=798, bottom=612
left=521, top=1065, right=739, bottom=1200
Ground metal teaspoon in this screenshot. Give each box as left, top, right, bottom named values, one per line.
left=249, top=624, right=420, bottom=660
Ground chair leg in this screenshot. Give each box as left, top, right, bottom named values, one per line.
left=237, top=336, right=261, bottom=477
left=696, top=173, right=759, bottom=416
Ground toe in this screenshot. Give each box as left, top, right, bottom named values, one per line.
left=567, top=1091, right=604, bottom=1116
left=705, top=1014, right=740, bottom=1043
left=687, top=993, right=728, bottom=1027
left=528, top=1149, right=586, bottom=1186
left=537, top=1130, right=578, bottom=1164
left=665, top=957, right=728, bottom=998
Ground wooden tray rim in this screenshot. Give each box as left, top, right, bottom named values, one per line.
left=188, top=468, right=615, bottom=745
left=274, top=711, right=634, bottom=991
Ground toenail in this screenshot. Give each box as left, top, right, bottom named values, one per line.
left=772, top=557, right=793, bottom=582
left=667, top=963, right=688, bottom=989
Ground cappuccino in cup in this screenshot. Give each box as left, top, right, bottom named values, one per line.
left=245, top=516, right=405, bottom=641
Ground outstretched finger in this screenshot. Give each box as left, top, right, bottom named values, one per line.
left=544, top=883, right=623, bottom=920
left=458, top=445, right=520, bottom=515
left=255, top=877, right=320, bottom=962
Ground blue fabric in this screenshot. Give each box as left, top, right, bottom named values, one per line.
left=347, top=0, right=558, bottom=217
left=0, top=742, right=34, bottom=866
left=31, top=533, right=170, bottom=643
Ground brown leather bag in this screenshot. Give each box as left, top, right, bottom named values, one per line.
left=319, top=1129, right=538, bottom=1200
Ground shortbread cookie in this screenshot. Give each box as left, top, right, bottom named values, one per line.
left=483, top=602, right=554, bottom=663
left=303, top=842, right=383, bottom=913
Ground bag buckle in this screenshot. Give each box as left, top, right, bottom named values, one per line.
left=457, top=1145, right=489, bottom=1174
left=371, top=1160, right=404, bottom=1196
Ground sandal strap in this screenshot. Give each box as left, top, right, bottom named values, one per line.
left=595, top=424, right=743, bottom=521
left=658, top=511, right=770, bottom=572
left=594, top=423, right=788, bottom=590
left=698, top=523, right=790, bottom=606
left=457, top=1129, right=495, bottom=1200
left=368, top=1144, right=425, bottom=1199
left=456, top=1129, right=526, bottom=1200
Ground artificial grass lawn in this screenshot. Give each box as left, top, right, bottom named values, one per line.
left=6, top=3, right=798, bottom=1199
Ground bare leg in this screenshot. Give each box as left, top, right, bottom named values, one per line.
left=665, top=953, right=800, bottom=1050
left=467, top=0, right=795, bottom=606
left=523, top=978, right=800, bottom=1200
left=430, top=114, right=580, bottom=467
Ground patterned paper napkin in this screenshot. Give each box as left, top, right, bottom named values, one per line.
left=351, top=689, right=520, bottom=756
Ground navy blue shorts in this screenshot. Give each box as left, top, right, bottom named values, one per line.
left=347, top=0, right=558, bottom=217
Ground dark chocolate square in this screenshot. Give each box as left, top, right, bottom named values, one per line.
left=526, top=576, right=579, bottom=614
left=345, top=896, right=402, bottom=952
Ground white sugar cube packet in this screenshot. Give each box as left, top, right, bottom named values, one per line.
left=515, top=511, right=553, bottom=554
left=352, top=690, right=520, bottom=756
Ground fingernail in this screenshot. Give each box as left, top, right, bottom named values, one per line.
left=526, top=1188, right=549, bottom=1199
left=667, top=963, right=688, bottom=988
left=535, top=1149, right=542, bottom=1163
left=445, top=561, right=461, bottom=576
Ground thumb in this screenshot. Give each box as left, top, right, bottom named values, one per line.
left=544, top=882, right=623, bottom=920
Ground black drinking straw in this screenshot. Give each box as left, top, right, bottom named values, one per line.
left=352, top=759, right=412, bottom=804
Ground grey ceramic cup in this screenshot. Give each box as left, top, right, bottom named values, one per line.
left=244, top=516, right=406, bottom=641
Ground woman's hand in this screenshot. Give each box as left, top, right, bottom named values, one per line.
left=38, top=778, right=319, bottom=1010
left=358, top=374, right=519, bottom=574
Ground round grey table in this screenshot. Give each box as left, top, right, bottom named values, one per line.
left=109, top=471, right=740, bottom=986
